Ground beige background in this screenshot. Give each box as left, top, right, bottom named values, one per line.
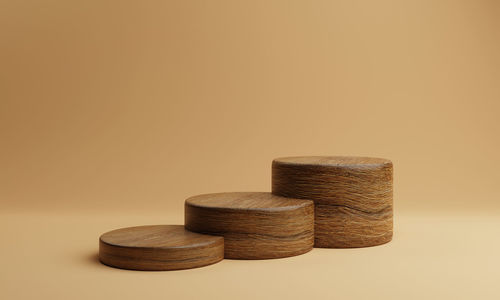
left=1, top=0, right=499, bottom=299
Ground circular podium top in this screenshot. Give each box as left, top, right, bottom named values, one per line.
left=273, top=156, right=391, bottom=167
left=185, top=192, right=311, bottom=211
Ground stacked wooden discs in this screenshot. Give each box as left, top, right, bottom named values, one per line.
left=98, top=155, right=393, bottom=270
left=272, top=156, right=393, bottom=248
left=185, top=192, right=314, bottom=259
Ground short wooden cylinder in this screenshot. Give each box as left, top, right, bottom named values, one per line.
left=272, top=156, right=393, bottom=248
left=99, top=225, right=224, bottom=271
left=184, top=192, right=314, bottom=259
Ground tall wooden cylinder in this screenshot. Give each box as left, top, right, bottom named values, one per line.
left=272, top=156, right=393, bottom=248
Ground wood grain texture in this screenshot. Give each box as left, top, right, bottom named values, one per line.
left=184, top=192, right=314, bottom=259
left=272, top=156, right=393, bottom=248
left=99, top=225, right=223, bottom=271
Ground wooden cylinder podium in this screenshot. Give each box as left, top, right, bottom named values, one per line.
left=272, top=156, right=393, bottom=248
left=99, top=225, right=224, bottom=270
left=185, top=192, right=314, bottom=259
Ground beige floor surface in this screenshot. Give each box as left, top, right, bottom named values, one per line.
left=1, top=211, right=499, bottom=299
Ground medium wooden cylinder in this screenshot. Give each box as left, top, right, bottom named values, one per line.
left=272, top=156, right=393, bottom=248
left=185, top=192, right=314, bottom=259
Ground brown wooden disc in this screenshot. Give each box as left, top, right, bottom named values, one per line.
left=184, top=192, right=314, bottom=259
left=99, top=225, right=223, bottom=271
left=272, top=156, right=393, bottom=248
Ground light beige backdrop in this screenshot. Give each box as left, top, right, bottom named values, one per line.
left=1, top=1, right=500, bottom=299
left=2, top=0, right=499, bottom=215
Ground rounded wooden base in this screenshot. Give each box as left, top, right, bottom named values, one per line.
left=272, top=156, right=393, bottom=248
left=185, top=192, right=314, bottom=259
left=99, top=225, right=224, bottom=271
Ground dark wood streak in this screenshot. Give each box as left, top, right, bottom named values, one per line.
left=319, top=203, right=392, bottom=215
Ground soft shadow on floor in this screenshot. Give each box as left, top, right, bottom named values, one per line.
left=85, top=253, right=128, bottom=271
left=85, top=253, right=104, bottom=267
left=84, top=252, right=226, bottom=272
left=83, top=252, right=131, bottom=271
